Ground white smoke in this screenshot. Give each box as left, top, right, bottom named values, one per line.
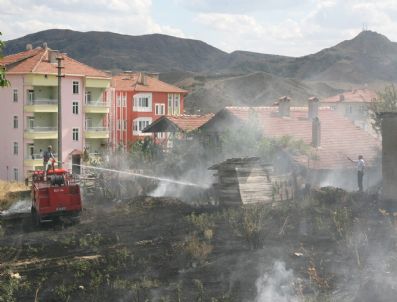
left=148, top=167, right=213, bottom=200
left=255, top=261, right=299, bottom=302
left=0, top=199, right=30, bottom=216
left=149, top=181, right=171, bottom=197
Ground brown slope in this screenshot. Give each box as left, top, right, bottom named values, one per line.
left=180, top=72, right=341, bottom=114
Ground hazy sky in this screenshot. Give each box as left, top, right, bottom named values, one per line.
left=1, top=0, right=396, bottom=56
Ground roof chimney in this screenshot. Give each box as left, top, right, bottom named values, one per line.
left=308, top=96, right=319, bottom=120
left=42, top=42, right=48, bottom=49
left=339, top=94, right=345, bottom=102
left=26, top=44, right=33, bottom=50
left=49, top=50, right=60, bottom=64
left=146, top=72, right=159, bottom=80
left=143, top=73, right=148, bottom=86
left=137, top=72, right=148, bottom=85
left=312, top=117, right=321, bottom=148
left=278, top=96, right=291, bottom=117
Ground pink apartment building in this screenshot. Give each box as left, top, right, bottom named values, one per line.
left=0, top=45, right=111, bottom=181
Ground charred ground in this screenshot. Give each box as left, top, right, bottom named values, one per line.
left=1, top=189, right=397, bottom=302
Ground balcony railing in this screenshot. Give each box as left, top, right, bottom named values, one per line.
left=25, top=153, right=58, bottom=160
left=85, top=127, right=109, bottom=132
left=26, top=127, right=57, bottom=132
left=26, top=99, right=57, bottom=105
left=85, top=100, right=110, bottom=107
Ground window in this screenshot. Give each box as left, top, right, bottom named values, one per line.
left=174, top=95, right=180, bottom=115
left=85, top=118, right=92, bottom=130
left=116, top=95, right=121, bottom=107
left=133, top=93, right=152, bottom=112
left=13, top=142, right=18, bottom=155
left=133, top=118, right=152, bottom=134
left=28, top=144, right=34, bottom=159
left=134, top=97, right=149, bottom=107
left=117, top=120, right=127, bottom=130
left=28, top=117, right=34, bottom=129
left=28, top=90, right=34, bottom=104
left=73, top=81, right=79, bottom=94
left=13, top=116, right=18, bottom=129
left=13, top=168, right=19, bottom=182
left=156, top=132, right=166, bottom=139
left=345, top=105, right=353, bottom=114
left=72, top=128, right=79, bottom=141
left=13, top=89, right=18, bottom=102
left=330, top=105, right=336, bottom=111
left=155, top=104, right=165, bottom=115
left=168, top=94, right=173, bottom=114
left=72, top=101, right=79, bottom=114
left=117, top=94, right=127, bottom=107
left=85, top=91, right=91, bottom=103
left=167, top=94, right=181, bottom=115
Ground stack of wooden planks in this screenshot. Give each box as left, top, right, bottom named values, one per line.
left=209, top=157, right=294, bottom=205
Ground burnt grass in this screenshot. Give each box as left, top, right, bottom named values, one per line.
left=1, top=189, right=397, bottom=301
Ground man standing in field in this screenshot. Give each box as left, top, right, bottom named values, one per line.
left=348, top=155, right=365, bottom=192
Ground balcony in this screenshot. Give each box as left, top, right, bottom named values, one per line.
left=85, top=127, right=109, bottom=139
left=24, top=127, right=58, bottom=140
left=84, top=100, right=110, bottom=114
left=24, top=99, right=58, bottom=113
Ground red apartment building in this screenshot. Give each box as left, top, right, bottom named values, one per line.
left=109, top=72, right=187, bottom=149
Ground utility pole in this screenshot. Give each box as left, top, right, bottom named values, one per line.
left=56, top=56, right=65, bottom=168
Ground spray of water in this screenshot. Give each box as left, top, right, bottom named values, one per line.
left=74, top=164, right=207, bottom=188
left=0, top=199, right=31, bottom=216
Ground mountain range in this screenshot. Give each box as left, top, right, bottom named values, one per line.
left=4, top=29, right=397, bottom=112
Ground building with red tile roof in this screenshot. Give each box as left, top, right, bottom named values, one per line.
left=143, top=114, right=214, bottom=133
left=199, top=102, right=381, bottom=189
left=321, top=88, right=378, bottom=134
left=2, top=47, right=109, bottom=78
left=141, top=114, right=214, bottom=147
left=110, top=72, right=188, bottom=149
left=321, top=89, right=377, bottom=104
left=0, top=45, right=111, bottom=181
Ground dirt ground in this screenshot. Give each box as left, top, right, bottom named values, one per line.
left=1, top=189, right=397, bottom=302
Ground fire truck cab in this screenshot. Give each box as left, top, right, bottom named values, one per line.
left=31, top=168, right=82, bottom=225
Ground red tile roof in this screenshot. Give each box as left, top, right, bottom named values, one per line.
left=0, top=48, right=42, bottom=66
left=202, top=106, right=380, bottom=170
left=321, top=89, right=377, bottom=103
left=112, top=73, right=187, bottom=94
left=143, top=114, right=214, bottom=133
left=166, top=114, right=214, bottom=132
left=1, top=47, right=110, bottom=78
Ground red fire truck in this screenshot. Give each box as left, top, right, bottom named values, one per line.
left=31, top=168, right=82, bottom=225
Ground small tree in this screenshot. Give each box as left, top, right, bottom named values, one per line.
left=0, top=32, right=9, bottom=87
left=130, top=137, right=162, bottom=167
left=369, top=85, right=397, bottom=133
